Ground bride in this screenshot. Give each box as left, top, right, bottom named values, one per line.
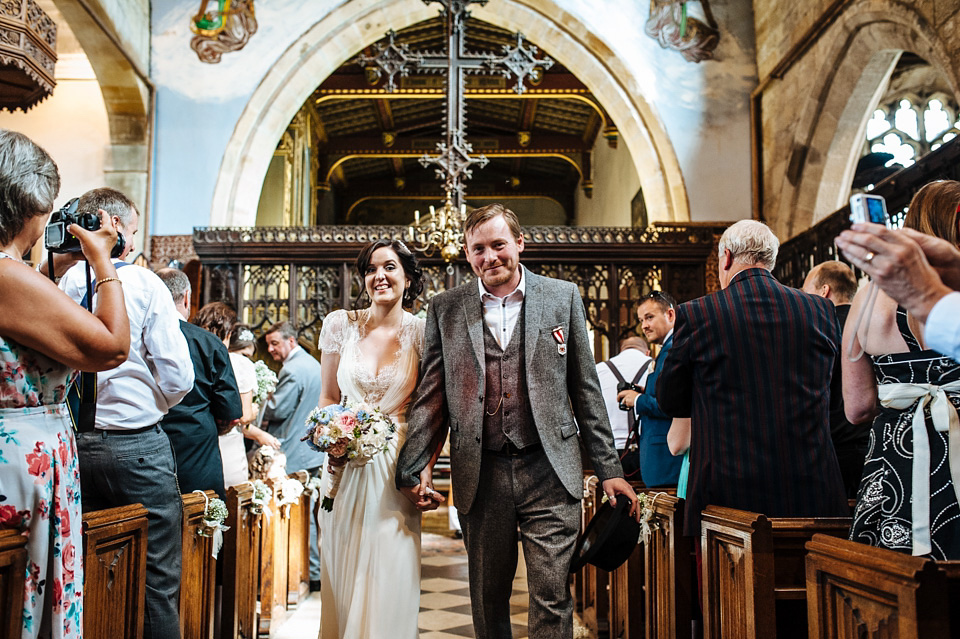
left=316, top=239, right=442, bottom=638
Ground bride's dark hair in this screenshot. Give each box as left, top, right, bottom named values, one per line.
left=355, top=239, right=425, bottom=308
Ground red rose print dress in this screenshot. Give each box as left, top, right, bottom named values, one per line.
left=0, top=258, right=81, bottom=639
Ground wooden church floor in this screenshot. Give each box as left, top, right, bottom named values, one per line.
left=275, top=505, right=595, bottom=639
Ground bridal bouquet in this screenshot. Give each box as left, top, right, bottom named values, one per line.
left=253, top=360, right=278, bottom=405
left=302, top=401, right=396, bottom=511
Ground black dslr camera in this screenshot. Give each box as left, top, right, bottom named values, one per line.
left=44, top=198, right=125, bottom=257
left=617, top=380, right=643, bottom=411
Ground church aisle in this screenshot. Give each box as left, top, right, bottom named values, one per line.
left=275, top=507, right=533, bottom=638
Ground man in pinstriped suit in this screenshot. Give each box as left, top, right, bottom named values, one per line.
left=397, top=203, right=640, bottom=639
left=657, top=220, right=848, bottom=539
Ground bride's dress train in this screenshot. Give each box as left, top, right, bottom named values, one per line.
left=317, top=309, right=425, bottom=639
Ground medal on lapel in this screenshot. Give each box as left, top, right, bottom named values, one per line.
left=551, top=325, right=567, bottom=355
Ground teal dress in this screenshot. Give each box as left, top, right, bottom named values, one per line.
left=676, top=452, right=690, bottom=499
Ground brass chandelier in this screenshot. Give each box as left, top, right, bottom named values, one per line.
left=407, top=190, right=467, bottom=265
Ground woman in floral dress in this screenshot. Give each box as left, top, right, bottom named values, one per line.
left=0, top=129, right=130, bottom=638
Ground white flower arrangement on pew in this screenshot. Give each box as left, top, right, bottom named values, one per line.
left=195, top=492, right=230, bottom=559
left=276, top=476, right=305, bottom=517
left=249, top=479, right=272, bottom=519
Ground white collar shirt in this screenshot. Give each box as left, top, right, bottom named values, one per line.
left=478, top=265, right=526, bottom=349
left=60, top=260, right=195, bottom=429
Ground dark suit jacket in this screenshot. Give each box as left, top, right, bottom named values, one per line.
left=397, top=269, right=623, bottom=514
left=160, top=321, right=242, bottom=499
left=657, top=268, right=848, bottom=536
left=634, top=333, right=683, bottom=487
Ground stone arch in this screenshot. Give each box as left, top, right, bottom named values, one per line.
left=779, top=0, right=956, bottom=236
left=52, top=0, right=152, bottom=224
left=210, top=0, right=688, bottom=227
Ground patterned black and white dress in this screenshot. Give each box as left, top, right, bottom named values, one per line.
left=850, top=308, right=960, bottom=559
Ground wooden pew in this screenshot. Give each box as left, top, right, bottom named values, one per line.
left=641, top=491, right=692, bottom=639
left=576, top=475, right=610, bottom=637
left=572, top=471, right=596, bottom=614
left=82, top=503, right=149, bottom=639
left=220, top=482, right=262, bottom=639
left=257, top=479, right=287, bottom=637
left=285, top=470, right=311, bottom=609
left=606, top=481, right=648, bottom=639
left=180, top=491, right=217, bottom=639
left=700, top=506, right=850, bottom=639
left=0, top=530, right=27, bottom=639
left=805, top=534, right=960, bottom=638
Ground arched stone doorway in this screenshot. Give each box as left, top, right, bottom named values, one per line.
left=52, top=0, right=152, bottom=212
left=209, top=0, right=688, bottom=228
left=773, top=0, right=957, bottom=237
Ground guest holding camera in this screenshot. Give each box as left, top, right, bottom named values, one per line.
left=0, top=129, right=130, bottom=639
left=837, top=203, right=960, bottom=363
left=840, top=180, right=960, bottom=559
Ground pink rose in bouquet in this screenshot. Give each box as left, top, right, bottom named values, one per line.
left=302, top=400, right=396, bottom=511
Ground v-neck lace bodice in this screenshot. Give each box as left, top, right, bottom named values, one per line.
left=318, top=309, right=425, bottom=415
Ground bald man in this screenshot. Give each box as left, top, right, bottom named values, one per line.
left=596, top=335, right=652, bottom=479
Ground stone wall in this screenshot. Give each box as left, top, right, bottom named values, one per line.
left=753, top=0, right=960, bottom=240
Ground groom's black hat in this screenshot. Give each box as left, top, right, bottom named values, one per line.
left=569, top=497, right=641, bottom=573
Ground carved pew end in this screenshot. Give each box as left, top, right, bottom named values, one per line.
left=805, top=534, right=957, bottom=638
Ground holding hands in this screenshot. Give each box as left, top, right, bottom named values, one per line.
left=400, top=465, right=446, bottom=512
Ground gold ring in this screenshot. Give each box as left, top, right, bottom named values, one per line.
left=864, top=251, right=875, bottom=263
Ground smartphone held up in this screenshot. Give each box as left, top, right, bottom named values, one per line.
left=849, top=193, right=890, bottom=226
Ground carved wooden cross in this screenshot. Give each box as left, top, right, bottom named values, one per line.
left=356, top=0, right=553, bottom=208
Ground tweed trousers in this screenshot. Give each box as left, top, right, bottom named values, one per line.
left=459, top=448, right=580, bottom=639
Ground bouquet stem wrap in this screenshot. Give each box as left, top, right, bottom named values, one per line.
left=322, top=459, right=346, bottom=512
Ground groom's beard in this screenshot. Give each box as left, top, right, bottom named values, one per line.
left=479, top=263, right=516, bottom=289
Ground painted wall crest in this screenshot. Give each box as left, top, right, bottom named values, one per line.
left=190, top=0, right=257, bottom=64
left=645, top=0, right=719, bottom=63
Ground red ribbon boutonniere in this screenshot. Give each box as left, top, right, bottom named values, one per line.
left=551, top=325, right=567, bottom=355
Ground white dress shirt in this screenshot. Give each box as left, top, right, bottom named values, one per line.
left=596, top=348, right=653, bottom=448
left=926, top=291, right=960, bottom=361
left=60, top=260, right=195, bottom=429
left=479, top=265, right=527, bottom=348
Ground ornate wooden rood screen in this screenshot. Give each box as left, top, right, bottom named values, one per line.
left=193, top=223, right=725, bottom=361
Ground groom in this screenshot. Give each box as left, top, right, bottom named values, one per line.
left=397, top=204, right=639, bottom=639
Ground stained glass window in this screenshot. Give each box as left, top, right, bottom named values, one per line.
left=864, top=92, right=960, bottom=168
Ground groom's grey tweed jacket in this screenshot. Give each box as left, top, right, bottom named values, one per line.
left=396, top=269, right=623, bottom=514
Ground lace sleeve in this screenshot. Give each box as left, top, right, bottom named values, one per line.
left=318, top=309, right=349, bottom=354
left=410, top=314, right=426, bottom=357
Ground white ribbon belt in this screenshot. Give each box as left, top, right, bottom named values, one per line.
left=878, top=380, right=960, bottom=556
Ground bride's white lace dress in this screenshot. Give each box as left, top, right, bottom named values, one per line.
left=317, top=309, right=425, bottom=639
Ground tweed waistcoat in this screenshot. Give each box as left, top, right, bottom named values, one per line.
left=482, top=309, right=538, bottom=451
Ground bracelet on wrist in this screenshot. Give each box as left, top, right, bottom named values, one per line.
left=94, top=276, right=122, bottom=292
